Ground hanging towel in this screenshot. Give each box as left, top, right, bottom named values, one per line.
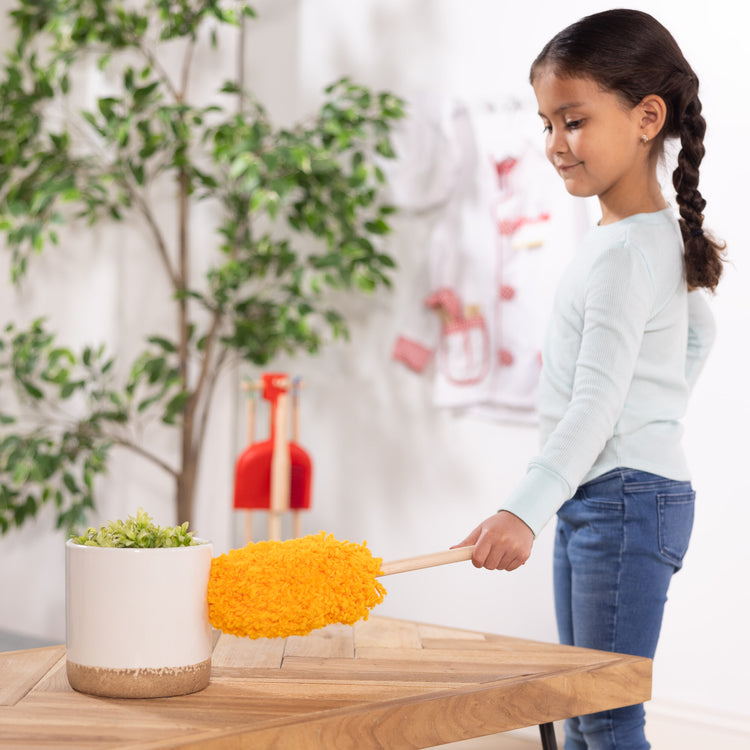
left=389, top=98, right=589, bottom=423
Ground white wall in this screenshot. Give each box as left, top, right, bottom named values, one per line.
left=1, top=0, right=748, bottom=740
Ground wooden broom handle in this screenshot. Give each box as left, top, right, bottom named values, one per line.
left=378, top=546, right=476, bottom=577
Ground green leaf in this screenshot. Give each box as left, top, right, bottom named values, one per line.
left=21, top=381, right=44, bottom=399
left=147, top=336, right=177, bottom=352
left=62, top=473, right=78, bottom=493
left=60, top=381, right=82, bottom=399
left=364, top=218, right=390, bottom=235
left=163, top=391, right=189, bottom=424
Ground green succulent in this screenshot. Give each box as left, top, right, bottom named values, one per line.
left=71, top=508, right=198, bottom=548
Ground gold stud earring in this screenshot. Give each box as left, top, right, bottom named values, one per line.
left=641, top=134, right=649, bottom=144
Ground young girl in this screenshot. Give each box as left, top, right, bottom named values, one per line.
left=455, top=9, right=725, bottom=750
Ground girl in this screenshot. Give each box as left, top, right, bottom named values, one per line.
left=455, top=9, right=725, bottom=750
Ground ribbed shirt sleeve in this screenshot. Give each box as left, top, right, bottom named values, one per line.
left=500, top=242, right=656, bottom=536
left=685, top=289, right=717, bottom=389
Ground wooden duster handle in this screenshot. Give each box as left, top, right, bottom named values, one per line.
left=377, top=546, right=476, bottom=577
left=268, top=390, right=291, bottom=541
left=243, top=387, right=256, bottom=546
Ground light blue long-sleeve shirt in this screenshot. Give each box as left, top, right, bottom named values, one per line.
left=501, top=208, right=716, bottom=536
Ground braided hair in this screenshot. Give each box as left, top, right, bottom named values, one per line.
left=530, top=9, right=725, bottom=291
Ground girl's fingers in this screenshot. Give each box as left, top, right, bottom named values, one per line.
left=451, top=526, right=482, bottom=553
left=468, top=527, right=493, bottom=568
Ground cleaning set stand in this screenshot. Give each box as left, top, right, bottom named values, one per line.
left=233, top=373, right=313, bottom=542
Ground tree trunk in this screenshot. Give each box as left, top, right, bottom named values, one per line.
left=176, top=420, right=199, bottom=526
left=176, top=467, right=197, bottom=527
left=175, top=150, right=195, bottom=526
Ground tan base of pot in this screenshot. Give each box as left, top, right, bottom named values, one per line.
left=66, top=658, right=211, bottom=698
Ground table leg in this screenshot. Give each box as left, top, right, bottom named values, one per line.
left=539, top=722, right=558, bottom=750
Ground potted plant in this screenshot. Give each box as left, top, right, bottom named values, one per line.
left=0, top=0, right=404, bottom=535
left=66, top=509, right=213, bottom=698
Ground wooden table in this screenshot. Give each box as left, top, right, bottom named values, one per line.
left=0, top=616, right=651, bottom=749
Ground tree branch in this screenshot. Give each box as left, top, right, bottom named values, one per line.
left=193, top=338, right=232, bottom=477
left=114, top=436, right=180, bottom=479
left=131, top=190, right=180, bottom=290
left=180, top=37, right=197, bottom=102
left=135, top=44, right=180, bottom=102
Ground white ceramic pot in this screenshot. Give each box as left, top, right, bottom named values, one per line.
left=65, top=538, right=214, bottom=698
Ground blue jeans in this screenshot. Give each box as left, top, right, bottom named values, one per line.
left=553, top=468, right=695, bottom=750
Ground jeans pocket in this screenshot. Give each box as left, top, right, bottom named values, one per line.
left=657, top=491, right=695, bottom=569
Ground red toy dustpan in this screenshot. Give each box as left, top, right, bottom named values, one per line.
left=233, top=373, right=312, bottom=541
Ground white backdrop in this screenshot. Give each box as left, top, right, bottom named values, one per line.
left=1, top=0, right=748, bottom=738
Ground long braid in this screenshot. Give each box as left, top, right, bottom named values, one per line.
left=673, top=97, right=725, bottom=290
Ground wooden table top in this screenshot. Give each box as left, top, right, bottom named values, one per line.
left=0, top=616, right=651, bottom=749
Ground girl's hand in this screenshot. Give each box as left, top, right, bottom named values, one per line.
left=453, top=511, right=534, bottom=571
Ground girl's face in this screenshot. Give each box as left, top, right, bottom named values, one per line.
left=532, top=67, right=652, bottom=223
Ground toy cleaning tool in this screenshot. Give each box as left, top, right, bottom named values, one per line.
left=232, top=374, right=283, bottom=541
left=239, top=382, right=257, bottom=546
left=267, top=377, right=291, bottom=542
left=233, top=374, right=312, bottom=542
left=207, top=533, right=476, bottom=639
left=288, top=377, right=312, bottom=538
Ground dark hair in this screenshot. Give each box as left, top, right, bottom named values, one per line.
left=530, top=9, right=725, bottom=291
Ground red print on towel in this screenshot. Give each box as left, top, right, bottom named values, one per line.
left=425, top=288, right=490, bottom=385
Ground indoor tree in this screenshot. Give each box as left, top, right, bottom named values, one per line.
left=0, top=0, right=404, bottom=534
